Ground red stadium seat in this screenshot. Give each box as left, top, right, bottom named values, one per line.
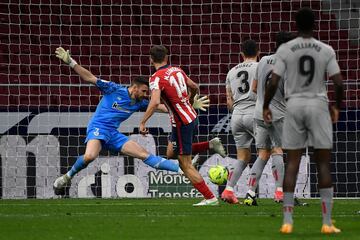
left=0, top=1, right=358, bottom=108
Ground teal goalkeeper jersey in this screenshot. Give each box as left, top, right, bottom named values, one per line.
left=87, top=79, right=149, bottom=131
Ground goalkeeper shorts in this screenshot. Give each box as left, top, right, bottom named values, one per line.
left=85, top=127, right=129, bottom=152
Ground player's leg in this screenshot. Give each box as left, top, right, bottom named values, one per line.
left=168, top=138, right=226, bottom=159
left=167, top=132, right=224, bottom=168
left=315, top=150, right=341, bottom=234
left=178, top=154, right=217, bottom=206
left=244, top=119, right=271, bottom=205
left=171, top=119, right=217, bottom=206
left=69, top=139, right=102, bottom=176
left=222, top=114, right=253, bottom=204
left=166, top=141, right=176, bottom=159
left=53, top=139, right=102, bottom=192
left=192, top=138, right=226, bottom=157
left=54, top=126, right=110, bottom=193
left=313, top=149, right=338, bottom=230
left=120, top=139, right=182, bottom=173
left=244, top=148, right=270, bottom=206
left=221, top=148, right=251, bottom=204
left=167, top=134, right=200, bottom=167
left=271, top=118, right=285, bottom=202
left=190, top=122, right=226, bottom=157
left=280, top=102, right=307, bottom=233
left=280, top=149, right=302, bottom=233
left=271, top=147, right=284, bottom=202
left=309, top=103, right=340, bottom=233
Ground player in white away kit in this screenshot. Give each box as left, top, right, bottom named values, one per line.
left=243, top=32, right=295, bottom=206
left=263, top=8, right=343, bottom=234
left=221, top=40, right=259, bottom=204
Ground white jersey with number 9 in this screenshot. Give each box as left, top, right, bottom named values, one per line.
left=273, top=37, right=340, bottom=101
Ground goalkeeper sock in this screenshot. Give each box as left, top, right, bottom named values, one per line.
left=320, top=187, right=333, bottom=226
left=193, top=180, right=215, bottom=199
left=192, top=141, right=209, bottom=154
left=271, top=154, right=284, bottom=189
left=283, top=192, right=294, bottom=225
left=247, top=157, right=267, bottom=192
left=144, top=154, right=180, bottom=173
left=67, top=155, right=88, bottom=178
left=227, top=159, right=247, bottom=188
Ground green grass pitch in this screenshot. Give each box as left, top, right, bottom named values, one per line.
left=0, top=198, right=359, bottom=239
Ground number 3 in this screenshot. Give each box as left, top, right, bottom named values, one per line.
left=237, top=71, right=250, bottom=93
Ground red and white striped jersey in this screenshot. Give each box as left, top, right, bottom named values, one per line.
left=149, top=65, right=197, bottom=125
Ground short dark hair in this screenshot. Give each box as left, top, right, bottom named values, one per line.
left=275, top=31, right=295, bottom=51
left=241, top=40, right=258, bottom=58
left=296, top=7, right=315, bottom=32
left=131, top=76, right=149, bottom=87
left=150, top=45, right=168, bottom=63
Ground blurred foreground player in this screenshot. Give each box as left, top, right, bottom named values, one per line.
left=263, top=8, right=343, bottom=234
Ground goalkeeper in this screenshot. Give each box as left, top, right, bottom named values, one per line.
left=53, top=47, right=210, bottom=193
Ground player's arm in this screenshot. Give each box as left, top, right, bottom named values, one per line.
left=226, top=87, right=234, bottom=111
left=264, top=46, right=286, bottom=122
left=252, top=64, right=259, bottom=94
left=327, top=49, right=344, bottom=123
left=140, top=89, right=161, bottom=134
left=329, top=73, right=343, bottom=123
left=331, top=73, right=343, bottom=110
left=186, top=77, right=199, bottom=104
left=185, top=76, right=210, bottom=111
left=252, top=79, right=258, bottom=94
left=156, top=104, right=168, bottom=113
left=55, top=47, right=97, bottom=84
left=263, top=73, right=280, bottom=123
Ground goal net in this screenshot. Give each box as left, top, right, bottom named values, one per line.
left=0, top=0, right=359, bottom=199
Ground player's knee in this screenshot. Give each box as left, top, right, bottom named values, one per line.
left=258, top=149, right=271, bottom=160
left=83, top=153, right=97, bottom=163
left=166, top=149, right=176, bottom=159
left=237, top=148, right=251, bottom=161
left=137, top=149, right=150, bottom=160
left=178, top=159, right=191, bottom=170
left=166, top=142, right=177, bottom=159
left=271, top=147, right=283, bottom=155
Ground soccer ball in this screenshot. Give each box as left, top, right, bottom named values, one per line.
left=208, top=165, right=228, bottom=185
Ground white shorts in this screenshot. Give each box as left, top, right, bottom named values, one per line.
left=255, top=118, right=283, bottom=149
left=231, top=114, right=255, bottom=148
left=282, top=98, right=333, bottom=149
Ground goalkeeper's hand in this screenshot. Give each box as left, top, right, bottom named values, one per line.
left=192, top=94, right=210, bottom=111
left=55, top=47, right=71, bottom=64
left=55, top=47, right=77, bottom=68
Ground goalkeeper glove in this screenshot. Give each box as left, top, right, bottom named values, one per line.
left=55, top=47, right=77, bottom=68
left=192, top=94, right=210, bottom=111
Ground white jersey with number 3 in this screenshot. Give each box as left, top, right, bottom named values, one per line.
left=273, top=37, right=340, bottom=101
left=226, top=61, right=258, bottom=114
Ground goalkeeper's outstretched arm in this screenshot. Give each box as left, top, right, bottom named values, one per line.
left=55, top=47, right=97, bottom=84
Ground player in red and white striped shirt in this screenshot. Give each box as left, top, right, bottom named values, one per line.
left=150, top=65, right=197, bottom=125
left=140, top=45, right=218, bottom=206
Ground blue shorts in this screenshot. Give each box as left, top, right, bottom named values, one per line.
left=85, top=127, right=129, bottom=152
left=170, top=118, right=198, bottom=155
